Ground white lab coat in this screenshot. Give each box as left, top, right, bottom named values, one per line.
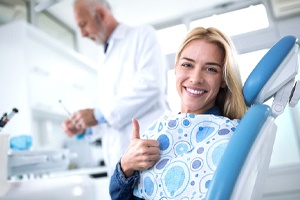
left=91, top=23, right=169, bottom=177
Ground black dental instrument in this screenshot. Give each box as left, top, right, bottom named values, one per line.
left=58, top=99, right=71, bottom=116
left=0, top=108, right=19, bottom=132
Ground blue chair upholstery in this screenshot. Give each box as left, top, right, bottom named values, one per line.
left=206, top=35, right=299, bottom=200
left=243, top=35, right=297, bottom=106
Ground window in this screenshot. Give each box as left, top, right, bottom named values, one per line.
left=0, top=3, right=26, bottom=25
left=0, top=2, right=77, bottom=51
left=36, top=11, right=76, bottom=50
left=237, top=49, right=269, bottom=83
left=156, top=24, right=187, bottom=55
left=190, top=4, right=269, bottom=37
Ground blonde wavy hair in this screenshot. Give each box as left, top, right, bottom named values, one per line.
left=175, top=27, right=247, bottom=119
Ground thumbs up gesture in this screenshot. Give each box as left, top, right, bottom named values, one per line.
left=131, top=118, right=141, bottom=140
left=120, top=118, right=161, bottom=178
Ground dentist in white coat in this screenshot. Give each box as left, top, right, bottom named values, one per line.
left=62, top=0, right=169, bottom=177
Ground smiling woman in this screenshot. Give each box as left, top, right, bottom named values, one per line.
left=109, top=26, right=247, bottom=200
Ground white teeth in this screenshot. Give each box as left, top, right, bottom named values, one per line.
left=186, top=88, right=204, bottom=94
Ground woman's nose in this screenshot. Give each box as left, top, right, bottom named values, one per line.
left=189, top=70, right=204, bottom=84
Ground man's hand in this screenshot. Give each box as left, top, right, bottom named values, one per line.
left=120, top=118, right=160, bottom=178
left=61, top=109, right=98, bottom=136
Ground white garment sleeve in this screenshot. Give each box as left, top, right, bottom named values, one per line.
left=101, top=25, right=168, bottom=129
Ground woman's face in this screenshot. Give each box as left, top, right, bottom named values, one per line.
left=175, top=39, right=226, bottom=114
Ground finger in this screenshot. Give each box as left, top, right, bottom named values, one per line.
left=61, top=121, right=68, bottom=132
left=131, top=118, right=140, bottom=140
left=139, top=159, right=158, bottom=171
left=69, top=111, right=82, bottom=124
left=142, top=153, right=160, bottom=163
left=76, top=123, right=83, bottom=129
left=62, top=120, right=74, bottom=133
left=69, top=112, right=77, bottom=121
left=146, top=139, right=160, bottom=147
left=147, top=146, right=161, bottom=155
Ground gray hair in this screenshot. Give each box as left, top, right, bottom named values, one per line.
left=74, top=0, right=111, bottom=11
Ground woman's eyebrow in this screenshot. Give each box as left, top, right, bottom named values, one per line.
left=206, top=62, right=223, bottom=68
left=181, top=57, right=195, bottom=62
left=181, top=57, right=222, bottom=68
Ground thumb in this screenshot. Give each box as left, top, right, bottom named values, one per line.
left=131, top=118, right=140, bottom=140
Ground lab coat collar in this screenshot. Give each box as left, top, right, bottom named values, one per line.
left=104, top=23, right=128, bottom=55
left=109, top=23, right=129, bottom=41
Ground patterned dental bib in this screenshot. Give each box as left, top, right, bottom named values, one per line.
left=133, top=113, right=240, bottom=200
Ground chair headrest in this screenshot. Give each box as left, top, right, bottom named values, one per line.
left=243, top=35, right=298, bottom=107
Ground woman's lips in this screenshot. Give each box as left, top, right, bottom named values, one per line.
left=186, top=87, right=206, bottom=95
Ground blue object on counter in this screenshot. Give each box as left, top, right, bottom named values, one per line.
left=10, top=135, right=32, bottom=150
left=76, top=134, right=85, bottom=140
left=76, top=129, right=92, bottom=140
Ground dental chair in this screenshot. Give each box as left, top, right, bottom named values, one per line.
left=206, top=35, right=300, bottom=199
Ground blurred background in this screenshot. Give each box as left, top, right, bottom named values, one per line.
left=0, top=0, right=300, bottom=199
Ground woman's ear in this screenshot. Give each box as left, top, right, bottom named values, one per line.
left=221, top=80, right=227, bottom=88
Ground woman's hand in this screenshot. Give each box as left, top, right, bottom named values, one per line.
left=120, top=118, right=161, bottom=178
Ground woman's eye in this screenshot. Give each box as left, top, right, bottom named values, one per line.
left=182, top=63, right=192, bottom=68
left=206, top=67, right=218, bottom=73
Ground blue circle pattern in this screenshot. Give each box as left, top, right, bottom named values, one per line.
left=134, top=113, right=240, bottom=200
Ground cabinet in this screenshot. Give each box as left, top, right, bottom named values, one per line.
left=0, top=21, right=98, bottom=139
left=0, top=22, right=109, bottom=199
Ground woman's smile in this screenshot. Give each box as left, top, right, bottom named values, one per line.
left=185, top=87, right=206, bottom=96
